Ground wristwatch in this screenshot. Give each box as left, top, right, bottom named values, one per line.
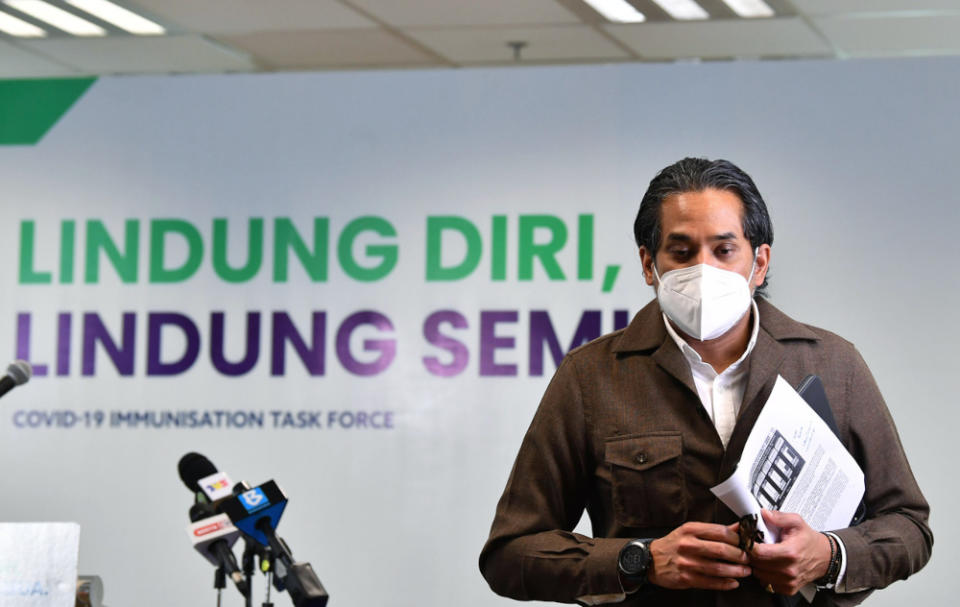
left=617, top=539, right=652, bottom=584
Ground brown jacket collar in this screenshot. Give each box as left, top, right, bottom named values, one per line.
left=611, top=297, right=821, bottom=354
left=610, top=298, right=822, bottom=421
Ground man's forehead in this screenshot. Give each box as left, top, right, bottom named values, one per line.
left=659, top=189, right=746, bottom=238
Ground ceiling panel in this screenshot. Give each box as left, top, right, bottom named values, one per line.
left=407, top=24, right=630, bottom=64
left=346, top=0, right=580, bottom=27
left=130, top=0, right=376, bottom=33
left=815, top=14, right=960, bottom=56
left=0, top=0, right=959, bottom=76
left=216, top=29, right=441, bottom=70
left=791, top=0, right=960, bottom=16
left=0, top=40, right=78, bottom=77
left=607, top=17, right=832, bottom=59
left=18, top=34, right=256, bottom=74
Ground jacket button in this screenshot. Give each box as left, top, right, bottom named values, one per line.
left=635, top=453, right=647, bottom=464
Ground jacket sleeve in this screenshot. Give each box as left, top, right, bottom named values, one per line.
left=479, top=355, right=631, bottom=604
left=830, top=346, right=933, bottom=598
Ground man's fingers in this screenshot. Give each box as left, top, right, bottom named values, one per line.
left=691, top=559, right=751, bottom=580
left=649, top=524, right=755, bottom=591
left=672, top=522, right=749, bottom=563
left=762, top=508, right=801, bottom=528
left=752, top=566, right=797, bottom=592
left=750, top=539, right=796, bottom=562
left=751, top=562, right=790, bottom=580
left=670, top=553, right=751, bottom=579
left=687, top=539, right=750, bottom=564
left=752, top=573, right=800, bottom=597
left=682, top=521, right=741, bottom=546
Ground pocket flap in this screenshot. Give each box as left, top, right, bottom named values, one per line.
left=605, top=433, right=682, bottom=471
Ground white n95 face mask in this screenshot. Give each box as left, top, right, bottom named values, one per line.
left=653, top=253, right=756, bottom=341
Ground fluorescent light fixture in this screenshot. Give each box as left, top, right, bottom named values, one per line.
left=66, top=0, right=164, bottom=35
left=653, top=0, right=709, bottom=20
left=0, top=9, right=46, bottom=36
left=4, top=0, right=106, bottom=36
left=721, top=0, right=775, bottom=18
left=583, top=0, right=645, bottom=23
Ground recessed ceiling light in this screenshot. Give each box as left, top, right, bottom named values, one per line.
left=0, top=9, right=45, bottom=36
left=721, top=0, right=775, bottom=18
left=583, top=0, right=646, bottom=23
left=652, top=0, right=709, bottom=21
left=4, top=0, right=106, bottom=36
left=65, top=0, right=164, bottom=35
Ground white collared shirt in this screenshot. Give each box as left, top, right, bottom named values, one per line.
left=662, top=300, right=760, bottom=449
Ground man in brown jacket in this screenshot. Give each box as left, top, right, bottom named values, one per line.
left=479, top=158, right=932, bottom=606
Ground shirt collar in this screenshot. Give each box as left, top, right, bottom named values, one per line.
left=662, top=300, right=761, bottom=372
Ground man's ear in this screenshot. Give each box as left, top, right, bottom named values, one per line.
left=639, top=246, right=656, bottom=286
left=753, top=244, right=771, bottom=288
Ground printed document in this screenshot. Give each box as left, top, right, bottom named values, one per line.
left=712, top=375, right=864, bottom=537
left=711, top=375, right=864, bottom=599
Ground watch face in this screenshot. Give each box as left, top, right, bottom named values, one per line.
left=620, top=542, right=650, bottom=576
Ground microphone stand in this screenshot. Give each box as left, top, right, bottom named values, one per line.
left=214, top=566, right=226, bottom=607
left=263, top=563, right=274, bottom=607
left=244, top=536, right=277, bottom=607
left=242, top=542, right=255, bottom=607
left=254, top=519, right=328, bottom=607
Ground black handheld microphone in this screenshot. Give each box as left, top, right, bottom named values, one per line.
left=0, top=360, right=31, bottom=400
left=179, top=452, right=250, bottom=598
left=178, top=452, right=237, bottom=507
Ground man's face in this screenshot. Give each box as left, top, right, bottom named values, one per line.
left=639, top=188, right=770, bottom=290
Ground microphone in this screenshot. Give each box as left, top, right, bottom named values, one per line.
left=227, top=479, right=273, bottom=589
left=187, top=502, right=250, bottom=597
left=178, top=452, right=236, bottom=507
left=221, top=481, right=288, bottom=547
left=178, top=452, right=249, bottom=598
left=221, top=481, right=328, bottom=607
left=0, top=360, right=31, bottom=400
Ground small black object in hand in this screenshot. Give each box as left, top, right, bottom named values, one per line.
left=738, top=514, right=765, bottom=552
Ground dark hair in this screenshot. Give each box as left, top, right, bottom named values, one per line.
left=633, top=157, right=774, bottom=294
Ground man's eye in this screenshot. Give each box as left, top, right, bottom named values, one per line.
left=716, top=246, right=734, bottom=256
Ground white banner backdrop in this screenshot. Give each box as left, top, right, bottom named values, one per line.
left=0, top=56, right=956, bottom=606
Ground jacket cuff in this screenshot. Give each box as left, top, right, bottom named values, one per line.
left=577, top=537, right=633, bottom=603
left=832, top=528, right=870, bottom=592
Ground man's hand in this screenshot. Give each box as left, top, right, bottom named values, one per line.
left=647, top=522, right=751, bottom=591
left=749, top=509, right=831, bottom=595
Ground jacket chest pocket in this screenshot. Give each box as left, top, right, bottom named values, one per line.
left=605, top=432, right=687, bottom=529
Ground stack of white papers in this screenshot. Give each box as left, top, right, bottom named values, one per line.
left=711, top=376, right=865, bottom=600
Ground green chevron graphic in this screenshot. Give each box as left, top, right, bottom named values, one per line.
left=0, top=77, right=97, bottom=145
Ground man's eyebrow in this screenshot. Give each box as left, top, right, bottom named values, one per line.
left=664, top=232, right=739, bottom=243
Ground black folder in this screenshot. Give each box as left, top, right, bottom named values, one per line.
left=796, top=374, right=840, bottom=436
